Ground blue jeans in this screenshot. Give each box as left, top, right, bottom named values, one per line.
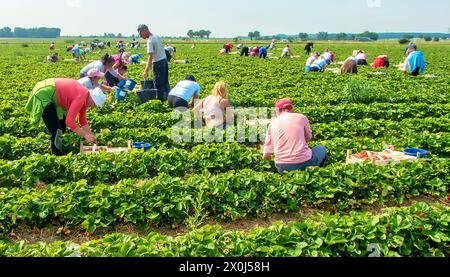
left=276, top=145, right=328, bottom=173
left=305, top=65, right=311, bottom=72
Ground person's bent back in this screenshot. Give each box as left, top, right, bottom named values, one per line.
left=263, top=99, right=327, bottom=173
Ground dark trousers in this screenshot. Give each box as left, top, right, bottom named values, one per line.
left=165, top=50, right=172, bottom=62
left=105, top=72, right=120, bottom=87
left=153, top=59, right=170, bottom=101
left=411, top=67, right=420, bottom=76
left=357, top=59, right=368, bottom=65
left=241, top=47, right=249, bottom=56
left=42, top=103, right=66, bottom=155
left=168, top=95, right=189, bottom=110
left=259, top=52, right=267, bottom=59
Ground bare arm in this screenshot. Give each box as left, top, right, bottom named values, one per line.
left=143, top=53, right=154, bottom=80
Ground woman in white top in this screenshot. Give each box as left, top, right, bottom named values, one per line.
left=193, top=81, right=234, bottom=130
left=79, top=54, right=125, bottom=82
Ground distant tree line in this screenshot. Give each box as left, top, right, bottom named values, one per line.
left=187, top=30, right=212, bottom=39
left=103, top=32, right=123, bottom=38
left=0, top=27, right=61, bottom=38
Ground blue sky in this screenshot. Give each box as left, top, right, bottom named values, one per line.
left=1, top=0, right=449, bottom=37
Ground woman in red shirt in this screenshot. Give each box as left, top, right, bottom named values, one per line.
left=26, top=78, right=106, bottom=155
left=372, top=55, right=390, bottom=69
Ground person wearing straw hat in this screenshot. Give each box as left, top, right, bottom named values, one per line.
left=138, top=24, right=170, bottom=101
left=263, top=98, right=327, bottom=173
left=25, top=78, right=107, bottom=155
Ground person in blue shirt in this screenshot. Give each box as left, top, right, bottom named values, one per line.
left=403, top=50, right=426, bottom=76
left=129, top=53, right=143, bottom=64
left=309, top=58, right=328, bottom=72
left=168, top=75, right=201, bottom=110
left=259, top=46, right=268, bottom=59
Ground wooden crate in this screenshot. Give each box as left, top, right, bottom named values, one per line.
left=80, top=141, right=132, bottom=155
left=346, top=149, right=420, bottom=166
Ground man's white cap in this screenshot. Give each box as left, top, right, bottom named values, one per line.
left=89, top=87, right=107, bottom=107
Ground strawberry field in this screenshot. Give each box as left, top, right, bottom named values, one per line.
left=0, top=40, right=449, bottom=257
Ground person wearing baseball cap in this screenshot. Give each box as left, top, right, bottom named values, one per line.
left=263, top=98, right=327, bottom=173
left=26, top=78, right=106, bottom=155
left=138, top=23, right=170, bottom=101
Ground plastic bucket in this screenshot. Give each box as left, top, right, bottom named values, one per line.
left=124, top=79, right=137, bottom=90
left=132, top=142, right=151, bottom=152
left=137, top=89, right=157, bottom=104
left=403, top=148, right=427, bottom=159
left=141, top=80, right=155, bottom=90
left=118, top=80, right=126, bottom=89
left=115, top=88, right=128, bottom=101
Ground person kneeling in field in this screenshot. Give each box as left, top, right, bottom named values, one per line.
left=340, top=56, right=358, bottom=74
left=47, top=53, right=59, bottom=63
left=281, top=45, right=294, bottom=58
left=241, top=45, right=250, bottom=56
left=263, top=99, right=327, bottom=173
left=193, top=81, right=234, bottom=130
left=259, top=46, right=268, bottom=59
left=309, top=57, right=328, bottom=72
left=305, top=52, right=319, bottom=72
left=355, top=50, right=368, bottom=65
left=372, top=55, right=390, bottom=69
left=403, top=48, right=426, bottom=76
left=168, top=75, right=200, bottom=110
left=322, top=48, right=335, bottom=65
left=25, top=78, right=106, bottom=155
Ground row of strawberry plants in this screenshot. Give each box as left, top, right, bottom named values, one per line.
left=0, top=143, right=272, bottom=188
left=0, top=159, right=447, bottom=234
left=0, top=117, right=450, bottom=162
left=1, top=203, right=448, bottom=257
left=2, top=103, right=449, bottom=137
left=0, top=126, right=448, bottom=167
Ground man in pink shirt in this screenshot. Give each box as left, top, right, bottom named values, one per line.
left=263, top=99, right=327, bottom=173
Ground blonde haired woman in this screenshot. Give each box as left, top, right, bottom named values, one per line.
left=193, top=81, right=234, bottom=130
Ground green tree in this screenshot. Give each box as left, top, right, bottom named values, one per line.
left=0, top=27, right=13, bottom=37
left=298, top=32, right=309, bottom=41
left=317, top=32, right=329, bottom=40
left=187, top=30, right=194, bottom=39
left=253, top=31, right=261, bottom=40
left=358, top=31, right=379, bottom=41
left=205, top=30, right=212, bottom=39
left=433, top=37, right=440, bottom=42
left=424, top=36, right=432, bottom=41
left=336, top=33, right=347, bottom=40
left=248, top=32, right=254, bottom=40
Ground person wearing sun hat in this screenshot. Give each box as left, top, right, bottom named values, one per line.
left=25, top=78, right=106, bottom=155
left=263, top=98, right=328, bottom=173
left=78, top=68, right=104, bottom=90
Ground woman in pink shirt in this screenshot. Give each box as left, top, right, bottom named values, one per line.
left=263, top=99, right=327, bottom=173
left=26, top=78, right=106, bottom=155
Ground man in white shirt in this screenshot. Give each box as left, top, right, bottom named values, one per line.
left=281, top=45, right=293, bottom=58
left=138, top=24, right=170, bottom=101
